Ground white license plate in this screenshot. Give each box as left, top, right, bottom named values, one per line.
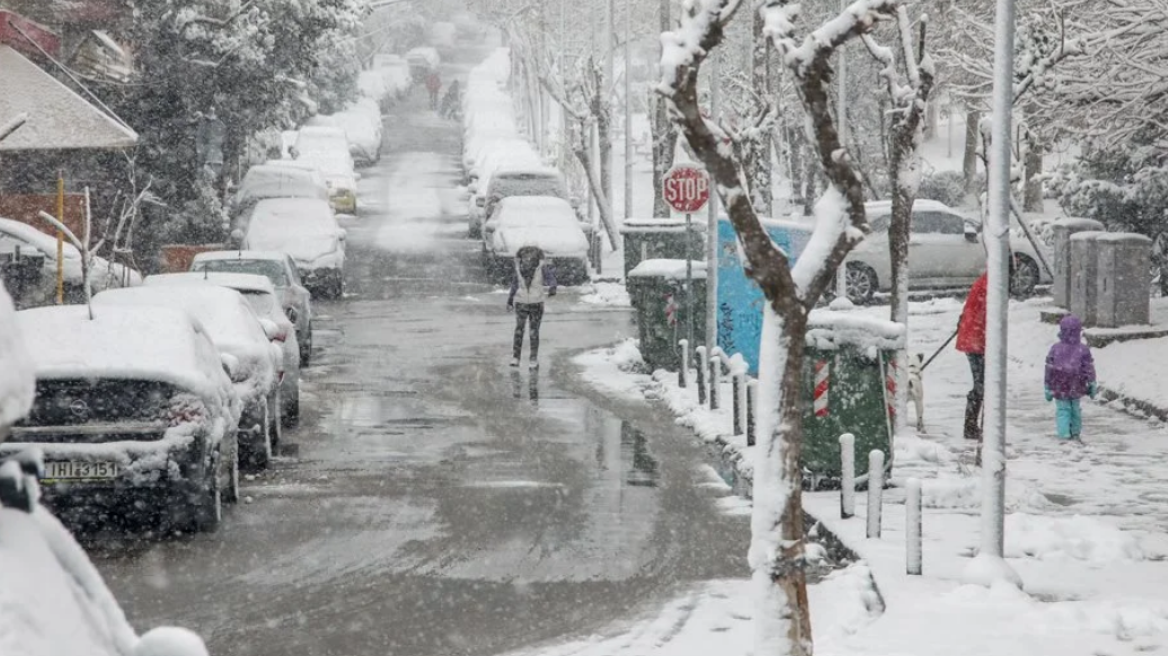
left=43, top=461, right=120, bottom=481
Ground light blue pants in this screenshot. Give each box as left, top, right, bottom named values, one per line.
left=1055, top=398, right=1082, bottom=439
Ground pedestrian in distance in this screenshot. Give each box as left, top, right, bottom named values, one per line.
left=507, top=245, right=557, bottom=370
left=425, top=71, right=442, bottom=110
left=1044, top=314, right=1097, bottom=442
left=956, top=272, right=987, bottom=441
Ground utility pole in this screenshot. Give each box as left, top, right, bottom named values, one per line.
left=707, top=49, right=721, bottom=352
left=623, top=0, right=633, bottom=220
left=965, top=0, right=1022, bottom=590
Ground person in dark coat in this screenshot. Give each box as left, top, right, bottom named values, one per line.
left=956, top=273, right=987, bottom=441
left=1044, top=314, right=1097, bottom=441
left=507, top=246, right=557, bottom=369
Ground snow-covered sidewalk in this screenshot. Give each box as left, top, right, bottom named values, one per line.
left=564, top=295, right=1168, bottom=656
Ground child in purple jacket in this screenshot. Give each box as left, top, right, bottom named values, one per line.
left=1044, top=314, right=1097, bottom=441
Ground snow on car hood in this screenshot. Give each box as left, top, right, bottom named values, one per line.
left=0, top=284, right=34, bottom=428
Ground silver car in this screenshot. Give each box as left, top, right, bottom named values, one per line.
left=191, top=250, right=314, bottom=366
left=844, top=199, right=1052, bottom=303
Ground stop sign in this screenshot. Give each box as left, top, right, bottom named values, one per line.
left=662, top=165, right=710, bottom=213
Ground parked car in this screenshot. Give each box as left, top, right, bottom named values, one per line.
left=144, top=272, right=302, bottom=427
left=483, top=196, right=590, bottom=285
left=93, top=285, right=283, bottom=470
left=0, top=304, right=239, bottom=533
left=843, top=199, right=1053, bottom=303
left=294, top=127, right=359, bottom=213
left=190, top=250, right=314, bottom=366
left=230, top=163, right=330, bottom=224
left=0, top=217, right=141, bottom=305
left=240, top=198, right=346, bottom=299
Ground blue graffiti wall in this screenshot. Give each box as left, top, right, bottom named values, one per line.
left=716, top=218, right=814, bottom=375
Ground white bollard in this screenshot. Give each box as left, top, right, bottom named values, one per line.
left=709, top=355, right=722, bottom=410
left=906, top=477, right=922, bottom=575
left=839, top=433, right=855, bottom=519
left=678, top=339, right=690, bottom=388
left=867, top=449, right=885, bottom=539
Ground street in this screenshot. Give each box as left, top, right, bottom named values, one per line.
left=87, top=48, right=749, bottom=656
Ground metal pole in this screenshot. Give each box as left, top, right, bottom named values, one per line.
left=834, top=0, right=849, bottom=301
left=623, top=0, right=633, bottom=221
left=56, top=172, right=64, bottom=305
left=970, top=0, right=1022, bottom=588
left=707, top=51, right=721, bottom=352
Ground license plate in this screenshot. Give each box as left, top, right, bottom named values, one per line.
left=43, top=461, right=120, bottom=481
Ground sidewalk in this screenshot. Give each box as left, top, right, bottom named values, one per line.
left=565, top=296, right=1168, bottom=656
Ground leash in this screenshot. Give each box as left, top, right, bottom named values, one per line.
left=921, top=328, right=959, bottom=372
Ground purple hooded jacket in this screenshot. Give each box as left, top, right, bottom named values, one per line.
left=1045, top=315, right=1096, bottom=400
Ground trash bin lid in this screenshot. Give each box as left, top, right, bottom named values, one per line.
left=628, top=258, right=708, bottom=280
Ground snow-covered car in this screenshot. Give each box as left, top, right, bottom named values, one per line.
left=1, top=304, right=239, bottom=533
left=143, top=273, right=301, bottom=426
left=230, top=163, right=330, bottom=224
left=843, top=199, right=1053, bottom=303
left=483, top=196, right=590, bottom=285
left=0, top=282, right=210, bottom=656
left=294, top=127, right=359, bottom=213
left=93, top=285, right=283, bottom=469
left=373, top=53, right=412, bottom=99
left=190, top=250, right=314, bottom=366
left=241, top=198, right=346, bottom=299
left=0, top=217, right=141, bottom=305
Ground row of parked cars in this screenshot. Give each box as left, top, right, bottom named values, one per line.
left=461, top=49, right=592, bottom=285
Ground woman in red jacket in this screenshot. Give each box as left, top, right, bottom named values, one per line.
left=957, top=273, right=987, bottom=441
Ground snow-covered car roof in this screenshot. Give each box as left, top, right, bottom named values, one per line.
left=92, top=286, right=272, bottom=366
left=234, top=165, right=329, bottom=204
left=0, top=217, right=80, bottom=260
left=0, top=283, right=33, bottom=429
left=144, top=272, right=277, bottom=296
left=192, top=250, right=289, bottom=264
left=16, top=305, right=229, bottom=399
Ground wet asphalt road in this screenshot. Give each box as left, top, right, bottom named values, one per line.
left=90, top=45, right=750, bottom=656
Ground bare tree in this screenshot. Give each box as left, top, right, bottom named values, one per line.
left=659, top=0, right=899, bottom=653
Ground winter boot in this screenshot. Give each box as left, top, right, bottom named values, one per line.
left=964, top=391, right=983, bottom=441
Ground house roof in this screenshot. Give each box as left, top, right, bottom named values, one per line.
left=0, top=44, right=137, bottom=150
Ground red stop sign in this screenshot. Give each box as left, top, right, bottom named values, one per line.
left=662, top=165, right=710, bottom=213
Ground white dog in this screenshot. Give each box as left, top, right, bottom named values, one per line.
left=907, top=352, right=925, bottom=432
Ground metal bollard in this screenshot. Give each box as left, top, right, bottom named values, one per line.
left=839, top=433, right=855, bottom=519
left=867, top=449, right=885, bottom=538
left=906, top=477, right=922, bottom=575
left=678, top=339, right=690, bottom=389
left=695, top=346, right=708, bottom=405
left=746, top=380, right=758, bottom=446
left=731, top=372, right=743, bottom=435
left=709, top=355, right=721, bottom=410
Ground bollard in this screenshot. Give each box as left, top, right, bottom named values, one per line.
left=678, top=339, right=690, bottom=389
left=695, top=346, right=708, bottom=405
left=709, top=355, right=722, bottom=410
left=733, top=372, right=747, bottom=436
left=906, top=477, right=922, bottom=575
left=746, top=380, right=758, bottom=446
left=867, top=449, right=885, bottom=539
left=839, top=433, right=855, bottom=519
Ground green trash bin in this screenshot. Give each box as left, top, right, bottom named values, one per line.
left=800, top=305, right=905, bottom=488
left=621, top=218, right=707, bottom=280
left=627, top=259, right=707, bottom=371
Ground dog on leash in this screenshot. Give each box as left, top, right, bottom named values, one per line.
left=907, top=352, right=925, bottom=432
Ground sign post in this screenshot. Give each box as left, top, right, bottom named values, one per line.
left=662, top=165, right=711, bottom=361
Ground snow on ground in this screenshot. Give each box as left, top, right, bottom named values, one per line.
left=570, top=292, right=1168, bottom=656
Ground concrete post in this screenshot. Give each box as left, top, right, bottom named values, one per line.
left=906, top=477, right=922, bottom=575
left=867, top=449, right=885, bottom=539
left=746, top=380, right=758, bottom=447
left=840, top=433, right=855, bottom=519
left=695, top=346, right=708, bottom=405
left=709, top=355, right=721, bottom=410
left=678, top=339, right=689, bottom=388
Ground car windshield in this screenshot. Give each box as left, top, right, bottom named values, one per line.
left=194, top=259, right=288, bottom=286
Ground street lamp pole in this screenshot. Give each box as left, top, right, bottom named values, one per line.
left=965, top=0, right=1022, bottom=589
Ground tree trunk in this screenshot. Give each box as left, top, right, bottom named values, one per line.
left=1023, top=132, right=1044, bottom=213
left=963, top=108, right=981, bottom=195
left=651, top=0, right=677, bottom=218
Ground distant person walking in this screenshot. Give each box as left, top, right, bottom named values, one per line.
left=507, top=246, right=557, bottom=369
left=956, top=272, right=988, bottom=441
left=1044, top=314, right=1097, bottom=441
left=425, top=71, right=442, bottom=110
